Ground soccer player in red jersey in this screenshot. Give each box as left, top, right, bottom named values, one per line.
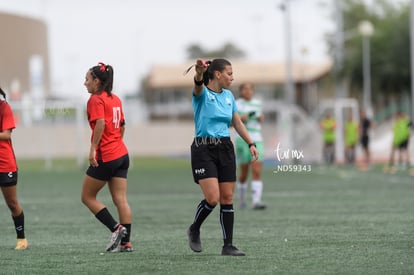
left=0, top=87, right=28, bottom=250
left=81, top=62, right=132, bottom=252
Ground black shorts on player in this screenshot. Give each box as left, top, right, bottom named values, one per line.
left=398, top=139, right=409, bottom=150
left=361, top=135, right=369, bottom=149
left=86, top=154, right=129, bottom=181
left=0, top=171, right=18, bottom=187
left=191, top=137, right=236, bottom=183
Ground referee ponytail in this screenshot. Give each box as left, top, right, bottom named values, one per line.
left=204, top=59, right=231, bottom=85
left=183, top=59, right=231, bottom=86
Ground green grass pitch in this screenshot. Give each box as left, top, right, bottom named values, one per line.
left=0, top=158, right=413, bottom=274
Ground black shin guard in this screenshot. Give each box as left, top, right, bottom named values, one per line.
left=220, top=204, right=234, bottom=246
left=192, top=200, right=215, bottom=231
left=12, top=211, right=25, bottom=239
left=95, top=208, right=118, bottom=232
left=121, top=224, right=131, bottom=244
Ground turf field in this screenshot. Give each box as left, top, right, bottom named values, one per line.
left=0, top=158, right=413, bottom=274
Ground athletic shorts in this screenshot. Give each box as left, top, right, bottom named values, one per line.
left=191, top=137, right=236, bottom=184
left=397, top=139, right=409, bottom=149
left=361, top=135, right=369, bottom=149
left=86, top=154, right=129, bottom=181
left=0, top=171, right=18, bottom=187
left=235, top=138, right=264, bottom=164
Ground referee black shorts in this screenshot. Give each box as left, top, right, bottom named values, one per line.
left=86, top=154, right=129, bottom=181
left=191, top=137, right=236, bottom=184
left=0, top=171, right=18, bottom=187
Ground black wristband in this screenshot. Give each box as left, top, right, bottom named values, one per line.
left=194, top=77, right=204, bottom=86
left=248, top=143, right=256, bottom=148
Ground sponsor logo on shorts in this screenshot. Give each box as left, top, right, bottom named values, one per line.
left=8, top=172, right=13, bottom=178
left=194, top=168, right=206, bottom=175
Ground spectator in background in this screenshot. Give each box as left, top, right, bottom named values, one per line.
left=359, top=110, right=372, bottom=168
left=320, top=111, right=336, bottom=165
left=387, top=111, right=412, bottom=172
left=344, top=113, right=358, bottom=164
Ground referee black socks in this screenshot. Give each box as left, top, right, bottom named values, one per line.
left=220, top=204, right=234, bottom=246
left=191, top=199, right=215, bottom=231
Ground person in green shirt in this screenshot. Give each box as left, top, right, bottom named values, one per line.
left=320, top=112, right=336, bottom=164
left=388, top=111, right=412, bottom=171
left=344, top=113, right=359, bottom=164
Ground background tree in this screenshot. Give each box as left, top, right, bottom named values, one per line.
left=186, top=42, right=246, bottom=60
left=327, top=0, right=410, bottom=114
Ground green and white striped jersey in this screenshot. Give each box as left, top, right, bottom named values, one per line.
left=235, top=98, right=263, bottom=142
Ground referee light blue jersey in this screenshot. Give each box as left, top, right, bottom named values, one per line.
left=192, top=86, right=237, bottom=138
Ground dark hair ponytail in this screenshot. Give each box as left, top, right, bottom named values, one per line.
left=89, top=62, right=114, bottom=95
left=202, top=60, right=212, bottom=86
left=183, top=58, right=232, bottom=85
left=203, top=58, right=231, bottom=85
left=0, top=87, right=6, bottom=101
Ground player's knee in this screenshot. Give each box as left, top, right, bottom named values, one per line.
left=238, top=174, right=248, bottom=183
left=205, top=196, right=219, bottom=207
left=112, top=197, right=127, bottom=208
left=6, top=199, right=19, bottom=213
left=219, top=194, right=233, bottom=205
left=252, top=170, right=261, bottom=180
left=81, top=192, right=91, bottom=206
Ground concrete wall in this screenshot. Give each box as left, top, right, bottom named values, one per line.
left=0, top=12, right=50, bottom=95
left=12, top=122, right=195, bottom=159
left=11, top=121, right=323, bottom=165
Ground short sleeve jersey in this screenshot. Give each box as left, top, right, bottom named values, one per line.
left=393, top=117, right=411, bottom=146
left=235, top=98, right=263, bottom=142
left=0, top=101, right=17, bottom=172
left=87, top=91, right=128, bottom=162
left=192, top=86, right=237, bottom=138
left=321, top=118, right=336, bottom=143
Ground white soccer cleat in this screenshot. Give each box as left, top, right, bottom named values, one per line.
left=106, top=225, right=127, bottom=252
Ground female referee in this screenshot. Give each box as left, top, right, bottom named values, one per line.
left=81, top=62, right=132, bottom=252
left=0, top=87, right=28, bottom=250
left=186, top=58, right=259, bottom=256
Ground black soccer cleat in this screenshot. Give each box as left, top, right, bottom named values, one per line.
left=221, top=244, right=246, bottom=256
left=187, top=225, right=202, bottom=252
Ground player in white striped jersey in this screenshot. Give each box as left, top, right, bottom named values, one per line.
left=235, top=83, right=266, bottom=210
